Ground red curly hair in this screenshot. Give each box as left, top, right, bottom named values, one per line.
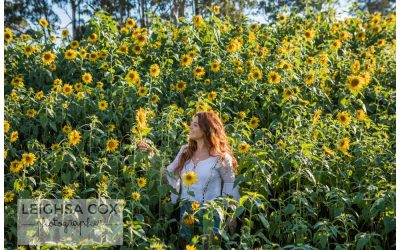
left=173, top=111, right=238, bottom=177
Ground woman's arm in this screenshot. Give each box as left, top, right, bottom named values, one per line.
left=218, top=153, right=241, bottom=201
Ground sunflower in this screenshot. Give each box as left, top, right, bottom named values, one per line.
left=24, top=46, right=34, bottom=56
left=132, top=45, right=142, bottom=55
left=183, top=214, right=195, bottom=225
left=182, top=171, right=197, bottom=186
left=238, top=143, right=250, bottom=153
left=377, top=39, right=386, bottom=48
left=268, top=71, right=281, bottom=84
left=213, top=5, right=220, bottom=14
left=5, top=191, right=15, bottom=203
left=4, top=120, right=10, bottom=133
left=5, top=29, right=13, bottom=43
left=277, top=14, right=287, bottom=22
left=193, top=15, right=205, bottom=28
left=351, top=60, right=361, bottom=74
left=131, top=192, right=141, bottom=201
left=98, top=100, right=108, bottom=111
left=191, top=201, right=200, bottom=211
left=330, top=39, right=342, bottom=51
left=304, top=29, right=316, bottom=42
left=10, top=160, right=23, bottom=174
left=185, top=245, right=197, bottom=250
left=62, top=29, right=69, bottom=37
left=125, top=70, right=141, bottom=86
left=62, top=186, right=74, bottom=199
left=136, top=108, right=148, bottom=131
left=89, top=52, right=98, bottom=61
left=313, top=110, right=322, bottom=125
left=126, top=18, right=137, bottom=28
left=135, top=34, right=147, bottom=46
left=115, top=44, right=128, bottom=55
left=193, top=66, right=205, bottom=79
left=106, top=138, right=119, bottom=153
left=283, top=87, right=295, bottom=100
left=35, top=91, right=44, bottom=100
left=82, top=72, right=92, bottom=84
left=207, top=91, right=217, bottom=101
left=356, top=31, right=366, bottom=41
left=70, top=40, right=79, bottom=49
left=88, top=33, right=98, bottom=43
left=137, top=177, right=147, bottom=188
left=137, top=86, right=148, bottom=96
left=176, top=81, right=187, bottom=92
left=210, top=61, right=221, bottom=72
left=149, top=64, right=160, bottom=77
left=42, top=51, right=56, bottom=65
left=38, top=18, right=49, bottom=28
left=337, top=138, right=350, bottom=153
left=248, top=116, right=260, bottom=129
left=62, top=84, right=74, bottom=96
left=180, top=54, right=193, bottom=67
left=347, top=75, right=365, bottom=92
left=26, top=109, right=37, bottom=118
left=306, top=57, right=315, bottom=66
left=238, top=111, right=246, bottom=119
left=319, top=53, right=329, bottom=66
left=10, top=131, right=19, bottom=143
left=305, top=73, right=315, bottom=85
left=149, top=95, right=159, bottom=104
left=356, top=109, right=367, bottom=121
left=22, top=152, right=36, bottom=167
left=79, top=49, right=87, bottom=58
left=68, top=130, right=81, bottom=145
left=337, top=111, right=351, bottom=126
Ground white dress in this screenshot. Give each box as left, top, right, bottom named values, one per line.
left=164, top=144, right=241, bottom=204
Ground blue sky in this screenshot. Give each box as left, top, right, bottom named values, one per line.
left=52, top=0, right=355, bottom=37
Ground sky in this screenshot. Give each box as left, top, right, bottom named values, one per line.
left=51, top=0, right=356, bottom=38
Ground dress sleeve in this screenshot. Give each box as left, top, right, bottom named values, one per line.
left=217, top=153, right=241, bottom=201
left=163, top=144, right=188, bottom=204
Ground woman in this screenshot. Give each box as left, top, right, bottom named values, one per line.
left=138, top=111, right=240, bottom=248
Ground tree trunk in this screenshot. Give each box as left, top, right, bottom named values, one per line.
left=71, top=0, right=77, bottom=40
left=171, top=0, right=179, bottom=25
left=178, top=0, right=185, bottom=18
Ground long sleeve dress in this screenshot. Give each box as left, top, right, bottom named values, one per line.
left=163, top=144, right=241, bottom=205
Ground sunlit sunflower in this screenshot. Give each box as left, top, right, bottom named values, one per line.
left=89, top=52, right=98, bottom=61
left=26, top=109, right=37, bottom=118
left=70, top=40, right=79, bottom=49
left=136, top=108, right=148, bottom=131
left=137, top=177, right=147, bottom=188
left=193, top=15, right=205, bottom=28
left=39, top=18, right=49, bottom=28
left=304, top=29, right=316, bottom=42
left=351, top=60, right=361, bottom=74
left=117, top=44, right=129, bottom=54
left=193, top=66, right=205, bottom=79
left=132, top=45, right=142, bottom=55
left=68, top=130, right=81, bottom=145
left=98, top=100, right=108, bottom=111
left=151, top=95, right=159, bottom=104
left=137, top=86, right=148, bottom=96
left=356, top=109, right=368, bottom=121
left=337, top=137, right=350, bottom=153
left=305, top=73, right=315, bottom=85
left=88, top=33, right=98, bottom=43
left=180, top=54, right=193, bottom=67
left=62, top=29, right=69, bottom=37
left=24, top=46, right=34, bottom=56
left=182, top=171, right=197, bottom=186
left=337, top=111, right=351, bottom=126
left=106, top=138, right=119, bottom=153
left=238, top=143, right=250, bottom=153
left=5, top=191, right=15, bottom=203
left=283, top=87, right=295, bottom=100
left=42, top=51, right=56, bottom=65
left=10, top=160, right=23, bottom=174
left=126, top=18, right=137, bottom=28
left=22, top=152, right=36, bottom=167
left=176, top=81, right=187, bottom=92
left=62, top=84, right=74, bottom=96
left=10, top=131, right=19, bottom=143
left=210, top=61, right=221, bottom=72
left=62, top=186, right=74, bottom=199
left=208, top=91, right=217, bottom=101
left=149, top=64, right=160, bottom=77
left=191, top=201, right=200, bottom=211
left=125, top=70, right=141, bottom=86
left=183, top=214, right=195, bottom=225
left=330, top=39, right=342, bottom=51
left=322, top=146, right=335, bottom=156
left=249, top=116, right=260, bottom=129
left=82, top=72, right=92, bottom=84
left=268, top=71, right=281, bottom=84
left=131, top=192, right=141, bottom=201
left=347, top=75, right=365, bottom=92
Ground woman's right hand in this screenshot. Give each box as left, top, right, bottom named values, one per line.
left=137, top=141, right=150, bottom=152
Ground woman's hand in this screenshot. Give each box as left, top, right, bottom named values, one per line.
left=137, top=141, right=150, bottom=152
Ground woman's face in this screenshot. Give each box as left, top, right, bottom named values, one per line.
left=189, top=116, right=204, bottom=140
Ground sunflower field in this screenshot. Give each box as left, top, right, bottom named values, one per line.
left=4, top=4, right=396, bottom=250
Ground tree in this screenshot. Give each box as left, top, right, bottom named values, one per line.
left=350, top=0, right=395, bottom=15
